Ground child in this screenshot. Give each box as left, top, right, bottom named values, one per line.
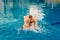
left=23, top=15, right=38, bottom=30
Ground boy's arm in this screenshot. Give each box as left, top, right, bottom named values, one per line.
left=33, top=16, right=38, bottom=27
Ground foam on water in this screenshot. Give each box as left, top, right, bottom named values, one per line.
left=16, top=25, right=47, bottom=34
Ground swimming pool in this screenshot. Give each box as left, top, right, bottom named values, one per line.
left=0, top=1, right=60, bottom=40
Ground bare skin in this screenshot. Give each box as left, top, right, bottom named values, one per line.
left=23, top=15, right=38, bottom=30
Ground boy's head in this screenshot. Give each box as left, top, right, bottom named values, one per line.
left=29, top=15, right=32, bottom=19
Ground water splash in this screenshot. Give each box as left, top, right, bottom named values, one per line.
left=23, top=5, right=47, bottom=33
left=28, top=5, right=45, bottom=21
left=15, top=26, right=47, bottom=34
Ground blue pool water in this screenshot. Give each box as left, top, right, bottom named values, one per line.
left=0, top=2, right=60, bottom=40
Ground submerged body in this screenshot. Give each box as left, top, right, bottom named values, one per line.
left=23, top=15, right=38, bottom=30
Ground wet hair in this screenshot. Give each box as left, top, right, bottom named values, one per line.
left=29, top=15, right=32, bottom=18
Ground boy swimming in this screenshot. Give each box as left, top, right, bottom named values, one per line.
left=23, top=15, right=38, bottom=30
